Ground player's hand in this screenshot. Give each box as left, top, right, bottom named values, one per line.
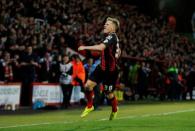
left=78, top=46, right=85, bottom=51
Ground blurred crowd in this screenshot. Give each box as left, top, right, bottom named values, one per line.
left=0, top=0, right=195, bottom=106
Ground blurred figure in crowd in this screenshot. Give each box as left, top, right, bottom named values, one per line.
left=19, top=46, right=39, bottom=106
left=70, top=54, right=85, bottom=105
left=59, top=54, right=73, bottom=109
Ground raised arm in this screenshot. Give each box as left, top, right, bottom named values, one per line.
left=78, top=43, right=106, bottom=51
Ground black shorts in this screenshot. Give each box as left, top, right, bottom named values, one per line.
left=89, top=65, right=118, bottom=92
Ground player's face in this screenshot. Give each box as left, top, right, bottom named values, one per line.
left=103, top=20, right=114, bottom=34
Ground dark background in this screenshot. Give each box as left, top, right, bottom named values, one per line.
left=119, top=0, right=195, bottom=33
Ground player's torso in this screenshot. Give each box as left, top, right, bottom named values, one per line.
left=101, top=33, right=119, bottom=72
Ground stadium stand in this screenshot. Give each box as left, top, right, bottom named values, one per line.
left=0, top=0, right=195, bottom=106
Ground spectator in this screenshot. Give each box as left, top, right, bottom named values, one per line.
left=59, top=54, right=73, bottom=109
left=0, top=52, right=13, bottom=82
left=38, top=52, right=53, bottom=82
left=137, top=62, right=151, bottom=99
left=19, top=46, right=39, bottom=106
left=186, top=63, right=195, bottom=100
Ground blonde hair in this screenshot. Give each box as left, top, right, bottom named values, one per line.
left=106, top=17, right=120, bottom=32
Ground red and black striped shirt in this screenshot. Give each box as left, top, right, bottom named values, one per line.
left=101, top=32, right=120, bottom=72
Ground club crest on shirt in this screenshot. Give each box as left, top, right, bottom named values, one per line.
left=107, top=35, right=112, bottom=40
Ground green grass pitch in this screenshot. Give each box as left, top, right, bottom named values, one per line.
left=0, top=101, right=195, bottom=131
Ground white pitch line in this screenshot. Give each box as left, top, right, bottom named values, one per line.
left=99, top=108, right=195, bottom=121
left=0, top=108, right=194, bottom=129
left=0, top=121, right=74, bottom=129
